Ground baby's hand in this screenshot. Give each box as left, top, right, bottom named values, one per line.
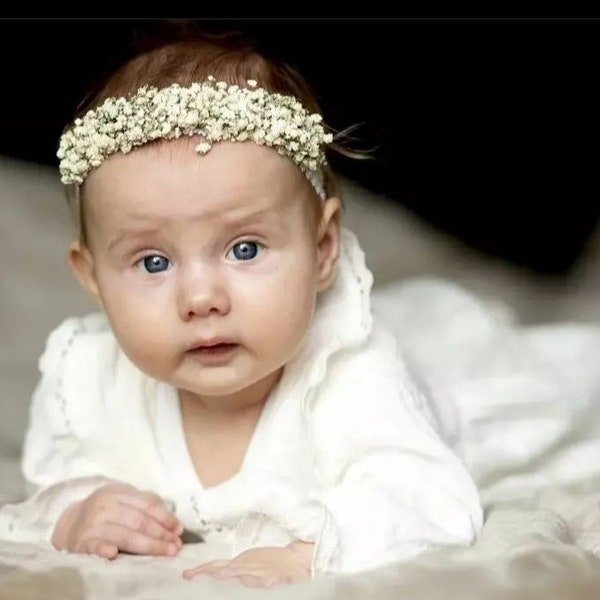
left=51, top=482, right=183, bottom=559
left=182, top=541, right=313, bottom=588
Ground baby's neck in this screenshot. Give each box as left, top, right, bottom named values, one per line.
left=177, top=370, right=282, bottom=488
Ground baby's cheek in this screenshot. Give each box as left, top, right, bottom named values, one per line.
left=259, top=292, right=315, bottom=354
left=121, top=335, right=174, bottom=380
left=102, top=303, right=173, bottom=377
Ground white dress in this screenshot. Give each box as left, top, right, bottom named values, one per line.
left=0, top=229, right=483, bottom=576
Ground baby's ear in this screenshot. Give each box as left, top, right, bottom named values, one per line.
left=68, top=239, right=101, bottom=304
left=317, top=196, right=342, bottom=291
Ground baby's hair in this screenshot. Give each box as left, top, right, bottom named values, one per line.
left=64, top=21, right=363, bottom=242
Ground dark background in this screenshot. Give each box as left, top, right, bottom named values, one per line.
left=1, top=18, right=599, bottom=275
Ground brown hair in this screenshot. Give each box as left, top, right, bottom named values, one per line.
left=65, top=21, right=355, bottom=240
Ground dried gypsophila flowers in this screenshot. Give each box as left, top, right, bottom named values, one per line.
left=57, top=77, right=334, bottom=188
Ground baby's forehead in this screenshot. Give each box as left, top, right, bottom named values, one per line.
left=85, top=138, right=318, bottom=225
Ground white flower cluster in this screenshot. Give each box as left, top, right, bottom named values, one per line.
left=57, top=77, right=333, bottom=186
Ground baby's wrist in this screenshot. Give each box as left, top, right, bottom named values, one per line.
left=286, top=540, right=314, bottom=572
left=51, top=500, right=82, bottom=551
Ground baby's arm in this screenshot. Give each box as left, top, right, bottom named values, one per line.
left=0, top=316, right=182, bottom=555
left=0, top=319, right=107, bottom=544
left=280, top=322, right=483, bottom=576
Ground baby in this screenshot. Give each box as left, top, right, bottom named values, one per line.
left=0, top=26, right=482, bottom=587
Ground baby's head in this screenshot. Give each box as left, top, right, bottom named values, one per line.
left=59, top=27, right=342, bottom=401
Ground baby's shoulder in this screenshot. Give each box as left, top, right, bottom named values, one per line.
left=30, top=313, right=125, bottom=433
left=323, top=317, right=408, bottom=392
left=39, top=312, right=118, bottom=378
left=306, top=318, right=437, bottom=437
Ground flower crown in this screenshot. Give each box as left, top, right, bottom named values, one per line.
left=57, top=76, right=333, bottom=196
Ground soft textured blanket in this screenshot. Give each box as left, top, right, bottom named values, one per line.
left=2, top=488, right=600, bottom=599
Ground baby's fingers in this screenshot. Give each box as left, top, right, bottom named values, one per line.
left=106, top=523, right=180, bottom=556
left=183, top=563, right=284, bottom=588
left=114, top=504, right=181, bottom=543
left=121, top=491, right=182, bottom=533
left=183, top=560, right=231, bottom=579
left=77, top=538, right=119, bottom=560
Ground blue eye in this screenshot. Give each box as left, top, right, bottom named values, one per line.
left=140, top=255, right=171, bottom=273
left=227, top=241, right=261, bottom=262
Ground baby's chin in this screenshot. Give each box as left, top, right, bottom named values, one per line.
left=175, top=365, right=285, bottom=406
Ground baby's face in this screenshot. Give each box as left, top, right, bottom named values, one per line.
left=80, top=139, right=335, bottom=401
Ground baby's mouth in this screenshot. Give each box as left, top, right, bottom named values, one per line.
left=189, top=342, right=238, bottom=355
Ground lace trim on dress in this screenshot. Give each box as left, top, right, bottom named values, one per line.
left=53, top=326, right=79, bottom=435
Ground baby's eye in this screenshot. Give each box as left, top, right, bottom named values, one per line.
left=226, top=241, right=262, bottom=262
left=138, top=255, right=171, bottom=273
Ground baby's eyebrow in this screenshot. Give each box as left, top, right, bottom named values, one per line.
left=219, top=206, right=282, bottom=226
left=106, top=202, right=289, bottom=251
left=107, top=227, right=161, bottom=251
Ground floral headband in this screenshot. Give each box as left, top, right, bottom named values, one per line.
left=57, top=76, right=333, bottom=198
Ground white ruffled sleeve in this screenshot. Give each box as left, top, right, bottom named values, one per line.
left=0, top=315, right=117, bottom=545
left=287, top=322, right=483, bottom=575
